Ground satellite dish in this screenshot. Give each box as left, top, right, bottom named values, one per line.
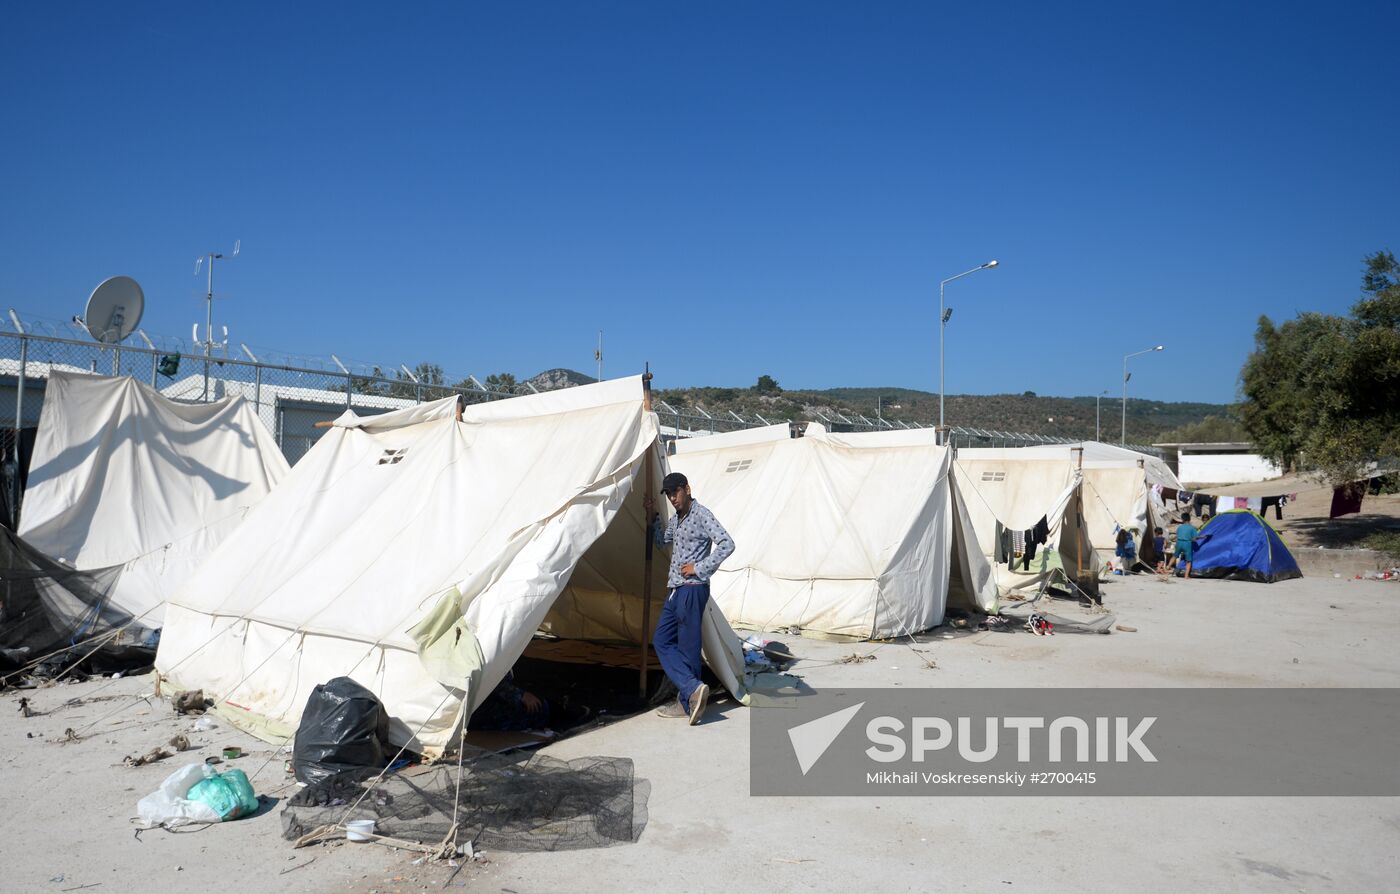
left=83, top=276, right=145, bottom=344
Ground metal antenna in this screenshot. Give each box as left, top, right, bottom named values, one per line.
left=194, top=241, right=240, bottom=353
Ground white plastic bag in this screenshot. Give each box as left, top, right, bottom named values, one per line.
left=135, top=762, right=223, bottom=828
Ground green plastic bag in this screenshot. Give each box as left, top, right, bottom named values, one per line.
left=188, top=768, right=260, bottom=821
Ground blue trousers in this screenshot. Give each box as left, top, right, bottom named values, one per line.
left=653, top=583, right=708, bottom=710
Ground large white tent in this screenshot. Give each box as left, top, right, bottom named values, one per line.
left=16, top=371, right=290, bottom=626
left=958, top=442, right=1179, bottom=553
left=667, top=423, right=996, bottom=641
left=155, top=377, right=748, bottom=756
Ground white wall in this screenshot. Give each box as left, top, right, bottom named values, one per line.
left=1179, top=453, right=1281, bottom=485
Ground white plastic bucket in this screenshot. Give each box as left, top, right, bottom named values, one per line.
left=345, top=819, right=376, bottom=842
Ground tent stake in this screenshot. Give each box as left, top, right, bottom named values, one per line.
left=639, top=364, right=655, bottom=698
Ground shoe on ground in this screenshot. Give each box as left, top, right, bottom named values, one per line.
left=655, top=699, right=688, bottom=718
left=688, top=683, right=711, bottom=726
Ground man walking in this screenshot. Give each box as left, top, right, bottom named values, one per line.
left=644, top=471, right=735, bottom=725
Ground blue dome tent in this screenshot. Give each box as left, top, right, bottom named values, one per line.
left=1190, top=510, right=1302, bottom=583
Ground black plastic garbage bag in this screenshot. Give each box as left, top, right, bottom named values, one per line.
left=292, top=677, right=391, bottom=785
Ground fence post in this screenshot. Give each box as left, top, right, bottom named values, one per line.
left=254, top=365, right=262, bottom=416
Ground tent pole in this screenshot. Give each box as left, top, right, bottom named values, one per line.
left=639, top=364, right=655, bottom=698
left=1072, top=447, right=1084, bottom=587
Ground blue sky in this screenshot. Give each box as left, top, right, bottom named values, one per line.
left=1, top=2, right=1395, bottom=406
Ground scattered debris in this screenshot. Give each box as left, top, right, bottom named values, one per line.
left=126, top=747, right=174, bottom=767
left=63, top=727, right=81, bottom=743
left=838, top=653, right=877, bottom=664
left=18, top=696, right=35, bottom=717
left=279, top=857, right=316, bottom=875
left=169, top=734, right=191, bottom=752
left=172, top=690, right=210, bottom=715
left=1115, top=625, right=1138, bottom=633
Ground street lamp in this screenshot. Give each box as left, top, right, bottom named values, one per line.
left=939, top=259, right=999, bottom=436
left=1121, top=345, right=1165, bottom=445
left=1096, top=389, right=1109, bottom=442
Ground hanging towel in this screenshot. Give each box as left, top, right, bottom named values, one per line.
left=1330, top=483, right=1365, bottom=518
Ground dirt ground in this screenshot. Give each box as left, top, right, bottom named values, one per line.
left=4, top=571, right=1398, bottom=894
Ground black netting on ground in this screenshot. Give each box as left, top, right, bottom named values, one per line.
left=0, top=527, right=156, bottom=680
left=281, top=753, right=648, bottom=852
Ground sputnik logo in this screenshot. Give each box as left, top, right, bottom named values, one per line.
left=787, top=702, right=864, bottom=775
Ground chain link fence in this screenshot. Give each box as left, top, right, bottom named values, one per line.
left=0, top=322, right=1162, bottom=521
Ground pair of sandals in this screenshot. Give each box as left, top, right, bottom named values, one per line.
left=1025, top=613, right=1055, bottom=636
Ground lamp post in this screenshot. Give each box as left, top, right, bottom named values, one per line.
left=1096, top=389, right=1109, bottom=442
left=939, top=259, right=999, bottom=438
left=1121, top=345, right=1164, bottom=445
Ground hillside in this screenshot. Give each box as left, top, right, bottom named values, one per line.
left=649, top=385, right=1231, bottom=443
left=810, top=386, right=1229, bottom=441
left=516, top=370, right=1232, bottom=442
left=526, top=368, right=597, bottom=390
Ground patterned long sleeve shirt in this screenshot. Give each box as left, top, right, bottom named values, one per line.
left=654, top=500, right=735, bottom=589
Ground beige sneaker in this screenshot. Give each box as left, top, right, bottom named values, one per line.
left=688, top=683, right=711, bottom=726
left=655, top=699, right=687, bottom=718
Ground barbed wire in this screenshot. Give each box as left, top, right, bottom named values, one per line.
left=0, top=323, right=1165, bottom=466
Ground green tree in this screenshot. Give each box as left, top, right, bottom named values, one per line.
left=484, top=372, right=517, bottom=392
left=1240, top=251, right=1400, bottom=482
left=1156, top=413, right=1249, bottom=444
left=753, top=374, right=782, bottom=395
left=388, top=362, right=447, bottom=399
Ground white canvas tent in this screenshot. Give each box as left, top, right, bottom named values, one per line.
left=155, top=377, right=748, bottom=756
left=958, top=442, right=1179, bottom=554
left=16, top=371, right=290, bottom=626
left=667, top=423, right=996, bottom=641
left=951, top=453, right=1100, bottom=598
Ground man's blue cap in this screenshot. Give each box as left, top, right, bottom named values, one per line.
left=661, top=472, right=688, bottom=495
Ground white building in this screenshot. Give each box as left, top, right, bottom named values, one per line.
left=1152, top=441, right=1283, bottom=486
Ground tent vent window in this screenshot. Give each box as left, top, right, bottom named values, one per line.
left=981, top=471, right=1006, bottom=482
left=724, top=459, right=753, bottom=474
left=377, top=448, right=409, bottom=465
